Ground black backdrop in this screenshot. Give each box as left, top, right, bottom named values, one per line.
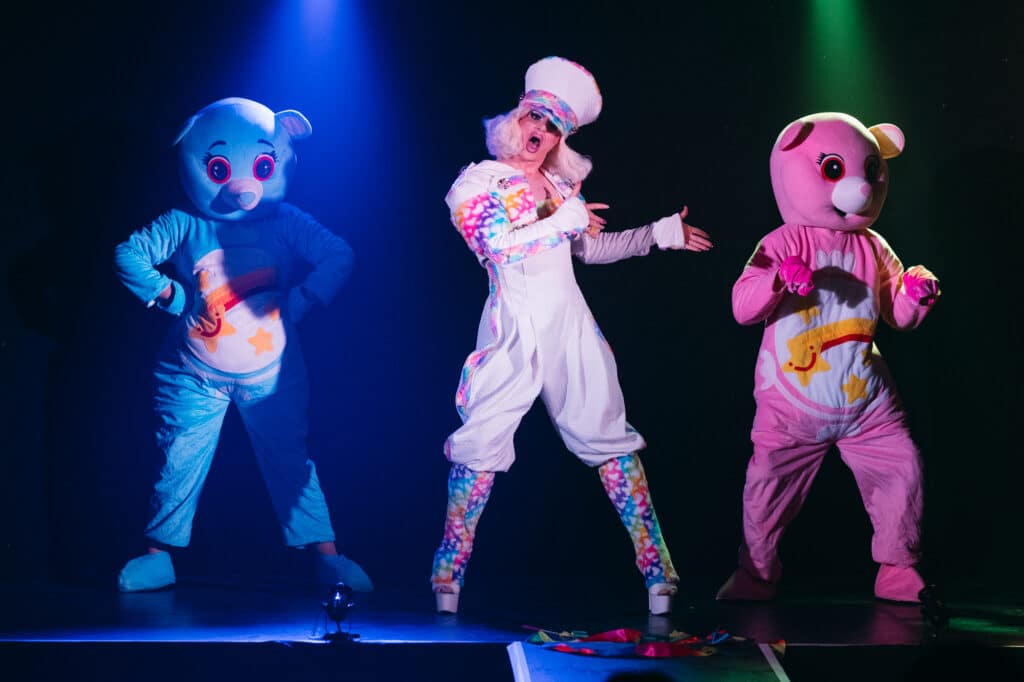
left=3, top=0, right=1020, bottom=601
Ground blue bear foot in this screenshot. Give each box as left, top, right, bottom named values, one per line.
left=118, top=552, right=176, bottom=592
left=316, top=554, right=374, bottom=592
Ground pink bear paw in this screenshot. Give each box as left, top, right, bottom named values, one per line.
left=778, top=256, right=815, bottom=296
left=902, top=265, right=941, bottom=306
left=716, top=568, right=778, bottom=601
left=874, top=564, right=926, bottom=603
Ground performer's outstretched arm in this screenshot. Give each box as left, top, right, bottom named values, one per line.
left=572, top=206, right=712, bottom=264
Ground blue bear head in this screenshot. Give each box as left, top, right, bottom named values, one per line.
left=174, top=97, right=311, bottom=221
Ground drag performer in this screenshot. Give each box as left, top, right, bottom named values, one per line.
left=430, top=57, right=713, bottom=615
left=114, top=98, right=372, bottom=593
left=717, top=112, right=940, bottom=603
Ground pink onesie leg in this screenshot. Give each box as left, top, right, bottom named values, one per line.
left=837, top=409, right=924, bottom=601
left=430, top=463, right=496, bottom=594
left=836, top=411, right=923, bottom=566
left=738, top=405, right=832, bottom=585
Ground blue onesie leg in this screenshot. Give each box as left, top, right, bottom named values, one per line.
left=237, top=370, right=372, bottom=591
left=235, top=361, right=335, bottom=547
left=144, top=359, right=231, bottom=547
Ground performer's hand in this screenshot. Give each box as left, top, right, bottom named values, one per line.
left=156, top=284, right=174, bottom=302
left=196, top=298, right=226, bottom=334
left=585, top=202, right=609, bottom=237
left=902, top=265, right=941, bottom=306
left=778, top=255, right=815, bottom=296
left=677, top=206, right=713, bottom=252
left=653, top=206, right=712, bottom=251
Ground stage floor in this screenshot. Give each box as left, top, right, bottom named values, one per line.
left=2, top=578, right=1022, bottom=681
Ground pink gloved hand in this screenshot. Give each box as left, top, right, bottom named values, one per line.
left=902, top=265, right=941, bottom=306
left=778, top=255, right=815, bottom=296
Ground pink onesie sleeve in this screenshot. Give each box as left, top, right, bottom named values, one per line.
left=873, top=231, right=933, bottom=331
left=732, top=229, right=788, bottom=326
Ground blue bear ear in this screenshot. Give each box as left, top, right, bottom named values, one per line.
left=276, top=110, right=312, bottom=140
left=172, top=114, right=199, bottom=146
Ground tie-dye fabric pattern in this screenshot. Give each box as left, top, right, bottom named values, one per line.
left=501, top=175, right=534, bottom=223
left=431, top=463, right=496, bottom=590
left=599, top=454, right=679, bottom=588
left=521, top=89, right=577, bottom=135
left=455, top=261, right=502, bottom=420
left=451, top=175, right=574, bottom=265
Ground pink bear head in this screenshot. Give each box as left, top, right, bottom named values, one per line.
left=770, top=112, right=905, bottom=232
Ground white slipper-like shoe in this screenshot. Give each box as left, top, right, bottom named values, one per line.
left=648, top=583, right=677, bottom=615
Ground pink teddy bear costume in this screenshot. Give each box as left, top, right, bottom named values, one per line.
left=717, top=112, right=940, bottom=604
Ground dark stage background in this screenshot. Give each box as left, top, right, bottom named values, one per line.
left=3, top=0, right=1020, bottom=603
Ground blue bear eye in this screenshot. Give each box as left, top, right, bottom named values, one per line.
left=206, top=156, right=231, bottom=184
left=253, top=154, right=276, bottom=181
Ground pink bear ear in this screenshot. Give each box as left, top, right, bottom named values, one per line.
left=778, top=120, right=814, bottom=151
left=869, top=123, right=905, bottom=159
left=276, top=109, right=312, bottom=140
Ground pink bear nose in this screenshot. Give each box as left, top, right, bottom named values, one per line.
left=224, top=178, right=263, bottom=211
left=831, top=177, right=872, bottom=215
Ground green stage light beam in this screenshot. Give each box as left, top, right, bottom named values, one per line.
left=802, top=0, right=889, bottom=116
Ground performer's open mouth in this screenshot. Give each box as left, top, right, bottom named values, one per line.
left=526, top=135, right=541, bottom=153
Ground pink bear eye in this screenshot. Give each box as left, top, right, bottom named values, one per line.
left=865, top=157, right=880, bottom=183
left=253, top=154, right=276, bottom=181
left=206, top=156, right=231, bottom=184
left=819, top=155, right=845, bottom=181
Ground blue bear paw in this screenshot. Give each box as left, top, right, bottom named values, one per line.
left=316, top=554, right=373, bottom=592
left=118, top=552, right=176, bottom=592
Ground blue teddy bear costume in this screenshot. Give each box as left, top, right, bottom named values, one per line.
left=114, top=98, right=370, bottom=592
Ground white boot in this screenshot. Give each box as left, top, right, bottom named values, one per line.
left=648, top=583, right=677, bottom=615
left=435, top=589, right=459, bottom=614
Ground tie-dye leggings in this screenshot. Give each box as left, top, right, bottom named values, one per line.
left=430, top=454, right=677, bottom=591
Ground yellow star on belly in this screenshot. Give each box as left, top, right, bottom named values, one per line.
left=842, top=372, right=869, bottom=404
left=248, top=327, right=274, bottom=355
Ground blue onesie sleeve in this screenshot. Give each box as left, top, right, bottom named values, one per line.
left=113, top=209, right=191, bottom=316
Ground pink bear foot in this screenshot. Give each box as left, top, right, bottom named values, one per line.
left=874, top=564, right=925, bottom=603
left=716, top=568, right=778, bottom=601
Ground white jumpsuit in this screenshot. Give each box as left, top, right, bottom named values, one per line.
left=444, top=160, right=681, bottom=472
